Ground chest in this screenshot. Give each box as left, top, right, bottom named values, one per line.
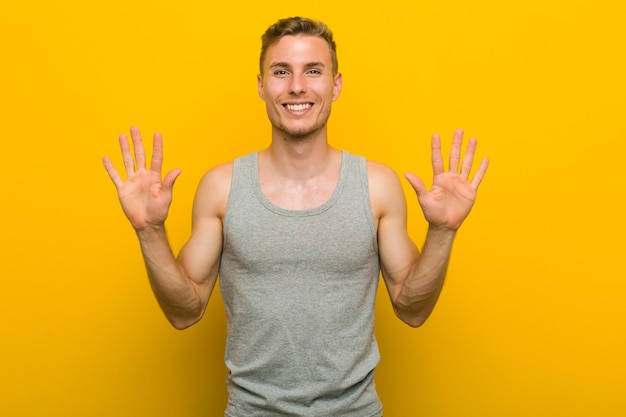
left=259, top=181, right=335, bottom=211
left=223, top=202, right=377, bottom=277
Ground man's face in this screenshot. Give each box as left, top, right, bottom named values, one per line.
left=258, top=35, right=342, bottom=139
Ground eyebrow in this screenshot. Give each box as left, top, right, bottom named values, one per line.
left=269, top=61, right=326, bottom=70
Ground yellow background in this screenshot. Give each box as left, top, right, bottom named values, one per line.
left=1, top=0, right=624, bottom=416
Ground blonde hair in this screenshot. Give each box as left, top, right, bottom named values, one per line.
left=260, top=16, right=338, bottom=75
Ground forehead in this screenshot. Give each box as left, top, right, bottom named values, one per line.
left=263, top=35, right=332, bottom=69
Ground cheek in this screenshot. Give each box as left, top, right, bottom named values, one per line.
left=259, top=84, right=275, bottom=102
left=258, top=77, right=282, bottom=102
left=263, top=85, right=282, bottom=103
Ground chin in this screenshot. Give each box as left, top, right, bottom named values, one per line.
left=279, top=125, right=324, bottom=140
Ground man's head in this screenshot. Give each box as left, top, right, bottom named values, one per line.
left=260, top=17, right=338, bottom=76
left=257, top=17, right=342, bottom=140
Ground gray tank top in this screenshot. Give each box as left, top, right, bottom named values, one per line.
left=220, top=151, right=383, bottom=417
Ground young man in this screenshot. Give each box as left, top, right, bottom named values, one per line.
left=103, top=16, right=488, bottom=417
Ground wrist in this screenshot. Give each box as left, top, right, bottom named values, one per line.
left=425, top=224, right=457, bottom=244
left=135, top=223, right=167, bottom=240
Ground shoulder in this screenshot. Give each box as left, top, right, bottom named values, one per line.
left=366, top=159, right=397, bottom=180
left=199, top=161, right=234, bottom=186
left=193, top=161, right=234, bottom=219
left=198, top=161, right=233, bottom=194
left=365, top=159, right=407, bottom=220
left=366, top=159, right=403, bottom=197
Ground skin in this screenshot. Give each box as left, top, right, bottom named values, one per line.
left=103, top=34, right=489, bottom=330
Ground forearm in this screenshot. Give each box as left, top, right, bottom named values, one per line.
left=393, top=226, right=456, bottom=327
left=136, top=226, right=205, bottom=329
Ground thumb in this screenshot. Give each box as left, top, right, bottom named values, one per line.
left=163, top=168, right=182, bottom=190
left=404, top=172, right=427, bottom=198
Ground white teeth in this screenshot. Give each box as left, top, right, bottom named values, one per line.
left=285, top=103, right=312, bottom=111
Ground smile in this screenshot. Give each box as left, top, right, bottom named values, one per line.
left=284, top=103, right=313, bottom=112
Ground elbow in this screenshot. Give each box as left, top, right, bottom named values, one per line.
left=403, top=316, right=426, bottom=328
left=168, top=318, right=196, bottom=330
left=392, top=289, right=441, bottom=328
left=164, top=308, right=204, bottom=330
left=393, top=301, right=435, bottom=328
left=159, top=296, right=207, bottom=330
left=396, top=310, right=430, bottom=328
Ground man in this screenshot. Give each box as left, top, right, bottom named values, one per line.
left=103, top=16, right=488, bottom=417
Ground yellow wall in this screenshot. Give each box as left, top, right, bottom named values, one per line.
left=1, top=1, right=624, bottom=416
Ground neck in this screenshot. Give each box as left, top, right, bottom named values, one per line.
left=262, top=126, right=338, bottom=181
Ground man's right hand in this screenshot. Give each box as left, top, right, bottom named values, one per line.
left=103, top=126, right=182, bottom=231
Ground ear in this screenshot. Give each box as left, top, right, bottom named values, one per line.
left=257, top=74, right=265, bottom=101
left=332, top=72, right=343, bottom=101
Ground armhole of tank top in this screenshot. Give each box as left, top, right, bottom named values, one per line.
left=358, top=155, right=379, bottom=255
left=222, top=155, right=248, bottom=250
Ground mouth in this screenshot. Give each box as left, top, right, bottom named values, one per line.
left=283, top=103, right=313, bottom=112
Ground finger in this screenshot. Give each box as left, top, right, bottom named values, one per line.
left=431, top=134, right=444, bottom=176
left=163, top=168, right=183, bottom=190
left=470, top=157, right=490, bottom=189
left=129, top=126, right=147, bottom=170
left=449, top=128, right=464, bottom=173
left=150, top=132, right=164, bottom=174
left=460, top=137, right=478, bottom=180
left=404, top=172, right=427, bottom=198
left=118, top=133, right=135, bottom=175
left=102, top=156, right=124, bottom=188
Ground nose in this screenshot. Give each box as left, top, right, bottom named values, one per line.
left=288, top=73, right=306, bottom=95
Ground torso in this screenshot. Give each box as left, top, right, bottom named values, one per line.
left=219, top=150, right=383, bottom=416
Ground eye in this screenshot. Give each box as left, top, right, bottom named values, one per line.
left=274, top=70, right=289, bottom=76
left=307, top=69, right=322, bottom=75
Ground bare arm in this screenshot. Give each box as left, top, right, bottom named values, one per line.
left=371, top=129, right=489, bottom=327
left=103, top=127, right=228, bottom=329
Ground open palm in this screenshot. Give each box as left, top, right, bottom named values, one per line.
left=405, top=129, right=489, bottom=231
left=103, top=127, right=181, bottom=231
